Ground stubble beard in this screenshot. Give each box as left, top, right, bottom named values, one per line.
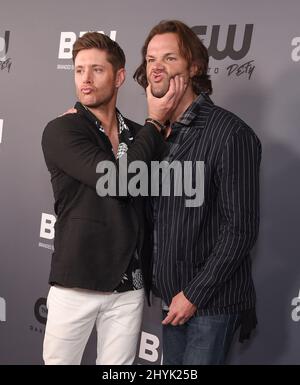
left=150, top=77, right=170, bottom=99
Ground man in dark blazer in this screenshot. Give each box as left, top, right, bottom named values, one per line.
left=41, top=32, right=186, bottom=365
left=134, top=20, right=261, bottom=365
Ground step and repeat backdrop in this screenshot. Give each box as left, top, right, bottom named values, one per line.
left=1, top=0, right=300, bottom=364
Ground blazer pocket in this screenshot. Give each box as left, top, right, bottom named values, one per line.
left=70, top=217, right=107, bottom=226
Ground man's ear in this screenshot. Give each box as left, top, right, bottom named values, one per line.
left=189, top=62, right=199, bottom=78
left=115, top=68, right=126, bottom=88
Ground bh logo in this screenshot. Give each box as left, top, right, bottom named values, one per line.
left=40, top=212, right=56, bottom=240
left=58, top=30, right=117, bottom=59
left=291, top=290, right=300, bottom=321
left=0, top=31, right=10, bottom=60
left=291, top=37, right=300, bottom=62
left=0, top=296, right=6, bottom=322
left=0, top=119, right=3, bottom=144
left=192, top=24, right=253, bottom=60
left=138, top=332, right=160, bottom=363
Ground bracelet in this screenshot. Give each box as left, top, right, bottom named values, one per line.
left=145, top=117, right=166, bottom=131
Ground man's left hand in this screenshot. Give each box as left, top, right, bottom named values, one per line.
left=162, top=291, right=197, bottom=326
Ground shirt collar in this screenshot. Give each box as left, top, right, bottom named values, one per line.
left=74, top=101, right=130, bottom=135
left=175, top=92, right=212, bottom=128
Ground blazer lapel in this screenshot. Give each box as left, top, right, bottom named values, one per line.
left=170, top=95, right=214, bottom=161
left=172, top=129, right=202, bottom=161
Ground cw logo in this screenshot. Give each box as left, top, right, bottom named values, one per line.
left=192, top=24, right=253, bottom=60
left=58, top=30, right=117, bottom=59
left=0, top=31, right=10, bottom=60
left=291, top=37, right=300, bottom=62
left=0, top=296, right=6, bottom=322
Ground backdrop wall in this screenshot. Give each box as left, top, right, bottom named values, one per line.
left=1, top=0, right=300, bottom=364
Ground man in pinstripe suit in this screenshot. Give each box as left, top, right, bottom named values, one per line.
left=134, top=20, right=261, bottom=365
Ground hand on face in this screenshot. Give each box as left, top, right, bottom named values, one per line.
left=147, top=74, right=188, bottom=124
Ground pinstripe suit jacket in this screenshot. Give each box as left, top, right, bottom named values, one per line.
left=152, top=94, right=261, bottom=315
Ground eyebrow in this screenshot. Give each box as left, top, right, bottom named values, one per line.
left=75, top=64, right=105, bottom=69
left=146, top=52, right=178, bottom=58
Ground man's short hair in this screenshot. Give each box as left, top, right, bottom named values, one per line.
left=72, top=32, right=125, bottom=72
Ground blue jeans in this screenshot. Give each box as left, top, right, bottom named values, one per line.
left=162, top=312, right=241, bottom=365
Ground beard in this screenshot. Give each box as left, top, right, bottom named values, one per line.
left=150, top=76, right=171, bottom=98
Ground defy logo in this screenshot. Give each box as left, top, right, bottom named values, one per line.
left=291, top=37, right=300, bottom=62
left=58, top=30, right=117, bottom=59
left=192, top=24, right=255, bottom=79
left=192, top=24, right=253, bottom=60
left=0, top=296, right=6, bottom=322
left=0, top=119, right=3, bottom=144
left=0, top=31, right=12, bottom=72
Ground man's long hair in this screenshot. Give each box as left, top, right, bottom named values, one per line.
left=133, top=20, right=212, bottom=95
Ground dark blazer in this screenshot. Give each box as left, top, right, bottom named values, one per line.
left=42, top=102, right=166, bottom=300
left=152, top=95, right=262, bottom=315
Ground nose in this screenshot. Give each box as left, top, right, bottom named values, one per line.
left=152, top=60, right=164, bottom=72
left=82, top=68, right=92, bottom=83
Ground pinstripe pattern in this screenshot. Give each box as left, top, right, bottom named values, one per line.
left=152, top=93, right=261, bottom=316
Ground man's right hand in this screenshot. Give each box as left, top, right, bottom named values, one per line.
left=146, top=75, right=187, bottom=126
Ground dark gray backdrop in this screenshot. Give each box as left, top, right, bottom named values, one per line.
left=1, top=0, right=300, bottom=364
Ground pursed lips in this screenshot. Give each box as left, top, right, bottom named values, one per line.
left=81, top=87, right=94, bottom=94
left=151, top=71, right=167, bottom=82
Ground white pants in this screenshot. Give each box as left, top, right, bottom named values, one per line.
left=43, top=285, right=144, bottom=365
